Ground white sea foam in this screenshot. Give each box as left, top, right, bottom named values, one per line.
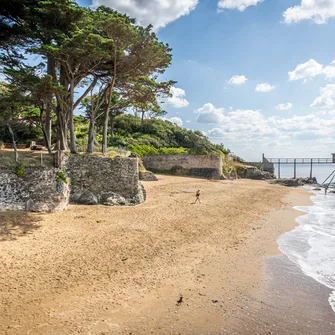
left=277, top=187, right=335, bottom=313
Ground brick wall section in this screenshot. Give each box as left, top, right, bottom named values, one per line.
left=66, top=155, right=145, bottom=205
left=142, top=154, right=223, bottom=179
left=0, top=169, right=69, bottom=212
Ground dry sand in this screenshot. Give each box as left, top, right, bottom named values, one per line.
left=0, top=176, right=310, bottom=335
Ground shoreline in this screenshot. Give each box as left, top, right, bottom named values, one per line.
left=0, top=177, right=316, bottom=334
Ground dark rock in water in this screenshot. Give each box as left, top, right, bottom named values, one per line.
left=139, top=171, right=158, bottom=181
left=76, top=190, right=98, bottom=205
left=270, top=177, right=318, bottom=187
left=328, top=190, right=335, bottom=194
left=313, top=188, right=322, bottom=191
left=100, top=192, right=127, bottom=206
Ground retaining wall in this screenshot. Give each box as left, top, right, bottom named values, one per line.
left=0, top=154, right=145, bottom=212
left=0, top=169, right=69, bottom=212
left=142, top=154, right=223, bottom=179
left=66, top=155, right=145, bottom=206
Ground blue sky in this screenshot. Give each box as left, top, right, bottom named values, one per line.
left=76, top=0, right=335, bottom=161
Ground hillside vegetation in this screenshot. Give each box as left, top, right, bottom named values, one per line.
left=74, top=114, right=231, bottom=157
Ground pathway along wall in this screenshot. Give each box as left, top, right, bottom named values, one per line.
left=142, top=154, right=223, bottom=179
left=0, top=155, right=145, bottom=212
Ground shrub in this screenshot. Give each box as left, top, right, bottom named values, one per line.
left=15, top=164, right=26, bottom=177
left=159, top=147, right=188, bottom=155
left=129, top=144, right=159, bottom=156
left=56, top=171, right=69, bottom=184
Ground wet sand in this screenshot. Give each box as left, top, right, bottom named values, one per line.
left=0, top=176, right=320, bottom=334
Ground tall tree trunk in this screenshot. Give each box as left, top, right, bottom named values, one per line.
left=102, top=86, right=113, bottom=154
left=69, top=79, right=77, bottom=153
left=56, top=107, right=68, bottom=151
left=87, top=118, right=95, bottom=153
left=110, top=114, right=115, bottom=137
left=40, top=107, right=52, bottom=154
left=102, top=109, right=109, bottom=154
left=45, top=57, right=54, bottom=152
left=7, top=123, right=18, bottom=163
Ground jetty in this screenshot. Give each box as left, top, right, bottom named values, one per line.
left=247, top=153, right=335, bottom=179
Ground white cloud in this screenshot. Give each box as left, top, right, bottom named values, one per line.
left=255, top=83, right=275, bottom=92
left=195, top=103, right=225, bottom=124
left=311, top=84, right=335, bottom=109
left=198, top=103, right=335, bottom=153
left=93, top=0, right=198, bottom=30
left=227, top=75, right=248, bottom=85
left=283, top=0, right=335, bottom=24
left=161, top=87, right=189, bottom=109
left=288, top=59, right=323, bottom=81
left=218, top=0, right=264, bottom=12
left=208, top=128, right=225, bottom=137
left=323, top=65, right=335, bottom=79
left=162, top=116, right=183, bottom=127
left=275, top=103, right=293, bottom=111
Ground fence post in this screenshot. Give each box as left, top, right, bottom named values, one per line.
left=294, top=159, right=296, bottom=179
left=278, top=159, right=281, bottom=178
left=310, top=159, right=313, bottom=179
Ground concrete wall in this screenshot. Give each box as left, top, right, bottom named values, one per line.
left=143, top=154, right=223, bottom=179
left=66, top=155, right=145, bottom=206
left=0, top=169, right=69, bottom=212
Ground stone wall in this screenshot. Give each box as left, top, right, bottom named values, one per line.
left=142, top=154, right=223, bottom=179
left=0, top=169, right=69, bottom=212
left=66, top=155, right=145, bottom=206
left=0, top=154, right=145, bottom=212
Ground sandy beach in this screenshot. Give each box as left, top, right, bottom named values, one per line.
left=0, top=176, right=313, bottom=334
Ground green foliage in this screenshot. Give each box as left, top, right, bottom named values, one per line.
left=158, top=147, right=188, bottom=155
left=56, top=171, right=69, bottom=184
left=15, top=164, right=26, bottom=177
left=129, top=144, right=159, bottom=156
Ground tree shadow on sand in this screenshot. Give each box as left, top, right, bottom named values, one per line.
left=0, top=212, right=42, bottom=242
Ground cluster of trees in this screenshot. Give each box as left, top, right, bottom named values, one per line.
left=73, top=113, right=231, bottom=156
left=0, top=0, right=175, bottom=156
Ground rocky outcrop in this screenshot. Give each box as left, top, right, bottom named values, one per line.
left=270, top=177, right=318, bottom=187
left=236, top=166, right=275, bottom=180
left=139, top=171, right=158, bottom=181
left=0, top=169, right=69, bottom=212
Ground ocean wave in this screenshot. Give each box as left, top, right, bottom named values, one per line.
left=278, top=188, right=335, bottom=313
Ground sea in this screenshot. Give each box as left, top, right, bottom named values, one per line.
left=273, top=163, right=335, bottom=184
left=276, top=163, right=335, bottom=314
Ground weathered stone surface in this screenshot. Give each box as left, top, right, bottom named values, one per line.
left=143, top=154, right=223, bottom=179
left=75, top=190, right=98, bottom=205
left=270, top=177, right=318, bottom=187
left=66, top=155, right=145, bottom=206
left=0, top=154, right=146, bottom=212
left=139, top=171, right=158, bottom=181
left=0, top=169, right=69, bottom=212
left=100, top=192, right=127, bottom=206
left=237, top=166, right=275, bottom=180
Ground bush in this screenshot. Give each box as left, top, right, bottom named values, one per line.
left=56, top=171, right=69, bottom=184
left=129, top=144, right=159, bottom=156
left=159, top=147, right=188, bottom=155
left=15, top=164, right=26, bottom=177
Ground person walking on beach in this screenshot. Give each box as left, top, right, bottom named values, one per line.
left=194, top=189, right=201, bottom=204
